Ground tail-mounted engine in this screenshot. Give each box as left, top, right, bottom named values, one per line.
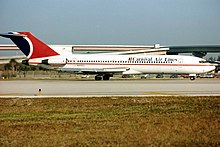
left=41, top=58, right=66, bottom=66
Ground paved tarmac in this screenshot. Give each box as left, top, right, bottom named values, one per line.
left=0, top=79, right=220, bottom=97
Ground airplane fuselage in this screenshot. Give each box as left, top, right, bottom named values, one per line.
left=28, top=54, right=215, bottom=75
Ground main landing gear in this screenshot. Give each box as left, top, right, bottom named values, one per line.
left=95, top=74, right=113, bottom=81
left=189, top=74, right=196, bottom=80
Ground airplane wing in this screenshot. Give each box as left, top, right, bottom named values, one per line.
left=74, top=67, right=129, bottom=74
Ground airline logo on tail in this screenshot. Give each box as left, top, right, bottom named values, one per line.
left=0, top=32, right=59, bottom=59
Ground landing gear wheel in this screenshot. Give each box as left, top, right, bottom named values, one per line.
left=190, top=76, right=195, bottom=80
left=103, top=75, right=110, bottom=80
left=95, top=75, right=102, bottom=81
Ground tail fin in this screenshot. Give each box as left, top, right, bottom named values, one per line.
left=0, top=32, right=59, bottom=59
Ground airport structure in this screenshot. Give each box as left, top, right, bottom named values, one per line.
left=1, top=44, right=220, bottom=66
left=1, top=44, right=220, bottom=57
left=0, top=44, right=160, bottom=54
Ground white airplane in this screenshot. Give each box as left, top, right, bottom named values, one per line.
left=0, top=32, right=217, bottom=80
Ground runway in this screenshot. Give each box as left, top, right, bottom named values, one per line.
left=1, top=79, right=220, bottom=97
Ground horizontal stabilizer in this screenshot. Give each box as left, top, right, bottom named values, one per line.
left=0, top=32, right=26, bottom=38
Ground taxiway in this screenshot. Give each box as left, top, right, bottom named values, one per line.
left=0, top=79, right=220, bottom=97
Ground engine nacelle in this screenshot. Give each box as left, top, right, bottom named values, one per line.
left=41, top=58, right=66, bottom=66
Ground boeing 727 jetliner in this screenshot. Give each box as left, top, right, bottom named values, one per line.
left=0, top=32, right=217, bottom=80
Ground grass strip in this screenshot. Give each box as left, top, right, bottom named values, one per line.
left=0, top=96, right=219, bottom=146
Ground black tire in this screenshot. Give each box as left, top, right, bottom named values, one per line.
left=95, top=75, right=102, bottom=81
left=190, top=76, right=195, bottom=80
left=103, top=75, right=110, bottom=80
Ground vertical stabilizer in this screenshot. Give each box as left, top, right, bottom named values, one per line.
left=0, top=32, right=59, bottom=59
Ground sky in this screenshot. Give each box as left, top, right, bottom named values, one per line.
left=0, top=0, right=220, bottom=46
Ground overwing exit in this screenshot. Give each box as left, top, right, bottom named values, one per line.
left=0, top=32, right=217, bottom=80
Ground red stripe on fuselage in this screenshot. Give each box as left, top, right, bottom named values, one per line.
left=68, top=62, right=214, bottom=66
left=29, top=62, right=214, bottom=67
